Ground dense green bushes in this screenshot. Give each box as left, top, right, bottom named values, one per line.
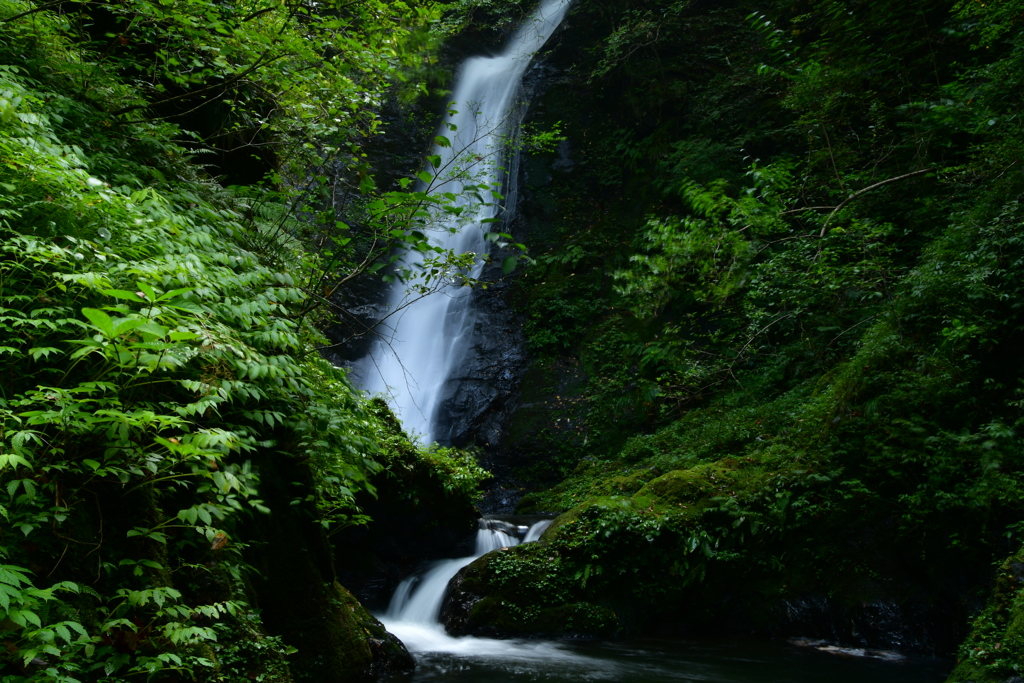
left=0, top=0, right=497, bottom=680
left=487, top=0, right=1024, bottom=671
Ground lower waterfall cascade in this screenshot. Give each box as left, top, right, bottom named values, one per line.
left=384, top=518, right=550, bottom=624
left=374, top=520, right=949, bottom=682
left=378, top=518, right=557, bottom=654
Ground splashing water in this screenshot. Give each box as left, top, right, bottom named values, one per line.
left=380, top=518, right=568, bottom=659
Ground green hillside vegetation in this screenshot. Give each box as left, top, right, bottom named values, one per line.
left=0, top=0, right=492, bottom=680
left=454, top=0, right=1024, bottom=678
left=4, top=0, right=1024, bottom=681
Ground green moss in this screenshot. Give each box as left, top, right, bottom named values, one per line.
left=541, top=496, right=637, bottom=542
left=468, top=598, right=619, bottom=637
left=450, top=544, right=622, bottom=638
left=520, top=462, right=664, bottom=513
left=636, top=468, right=719, bottom=503
left=946, top=546, right=1024, bottom=682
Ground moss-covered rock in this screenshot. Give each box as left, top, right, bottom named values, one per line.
left=332, top=398, right=481, bottom=609
left=945, top=545, right=1024, bottom=682
left=334, top=582, right=416, bottom=678
left=441, top=545, right=621, bottom=638
left=244, top=450, right=414, bottom=682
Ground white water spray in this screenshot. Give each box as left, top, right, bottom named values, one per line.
left=381, top=518, right=558, bottom=658
left=356, top=0, right=571, bottom=443
left=384, top=519, right=522, bottom=624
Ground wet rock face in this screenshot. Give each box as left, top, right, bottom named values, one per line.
left=429, top=44, right=573, bottom=512
left=424, top=51, right=571, bottom=454
left=772, top=595, right=960, bottom=655
left=439, top=561, right=486, bottom=637
left=365, top=624, right=416, bottom=677
left=432, top=263, right=529, bottom=449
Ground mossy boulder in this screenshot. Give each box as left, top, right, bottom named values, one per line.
left=441, top=546, right=621, bottom=638
left=945, top=545, right=1024, bottom=683
left=634, top=467, right=722, bottom=505
left=334, top=582, right=416, bottom=678
left=461, top=595, right=619, bottom=638
left=244, top=450, right=413, bottom=682
left=332, top=398, right=480, bottom=609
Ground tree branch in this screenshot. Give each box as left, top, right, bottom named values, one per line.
left=778, top=205, right=836, bottom=216
left=1, top=0, right=83, bottom=23
left=819, top=168, right=934, bottom=238
left=112, top=50, right=284, bottom=117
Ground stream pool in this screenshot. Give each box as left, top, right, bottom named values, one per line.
left=384, top=622, right=950, bottom=683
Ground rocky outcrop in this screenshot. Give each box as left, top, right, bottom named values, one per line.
left=770, top=595, right=958, bottom=655
left=432, top=265, right=529, bottom=450
left=243, top=451, right=414, bottom=682
left=331, top=401, right=480, bottom=611
left=439, top=556, right=491, bottom=637
left=438, top=546, right=620, bottom=639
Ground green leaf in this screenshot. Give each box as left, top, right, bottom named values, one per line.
left=502, top=256, right=518, bottom=276
left=81, top=308, right=114, bottom=337
left=137, top=282, right=158, bottom=302
left=28, top=347, right=63, bottom=361
left=100, top=289, right=146, bottom=303
left=135, top=321, right=169, bottom=339
left=156, top=286, right=194, bottom=302
left=112, top=316, right=147, bottom=337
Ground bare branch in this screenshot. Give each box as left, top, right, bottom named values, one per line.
left=819, top=168, right=934, bottom=238
left=733, top=312, right=794, bottom=360
left=778, top=205, right=836, bottom=216
left=113, top=50, right=285, bottom=117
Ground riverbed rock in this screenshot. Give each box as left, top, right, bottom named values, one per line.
left=335, top=582, right=416, bottom=677
left=440, top=546, right=620, bottom=639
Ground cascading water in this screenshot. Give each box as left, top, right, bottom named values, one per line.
left=380, top=518, right=559, bottom=657
left=385, top=519, right=532, bottom=625
left=360, top=0, right=575, bottom=667
left=356, top=0, right=572, bottom=444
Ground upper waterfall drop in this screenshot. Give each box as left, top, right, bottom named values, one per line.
left=356, top=0, right=571, bottom=444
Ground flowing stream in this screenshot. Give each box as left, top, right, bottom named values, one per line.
left=379, top=518, right=948, bottom=681
left=356, top=0, right=572, bottom=443
left=381, top=517, right=552, bottom=652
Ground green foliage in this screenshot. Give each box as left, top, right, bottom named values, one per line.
left=0, top=0, right=504, bottom=677
left=520, top=120, right=567, bottom=154
left=364, top=398, right=491, bottom=503
left=946, top=545, right=1024, bottom=681
left=433, top=0, right=531, bottom=36
left=494, top=0, right=1024, bottom=658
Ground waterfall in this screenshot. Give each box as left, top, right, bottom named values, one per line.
left=384, top=518, right=541, bottom=625
left=381, top=517, right=552, bottom=655
left=356, top=0, right=571, bottom=444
